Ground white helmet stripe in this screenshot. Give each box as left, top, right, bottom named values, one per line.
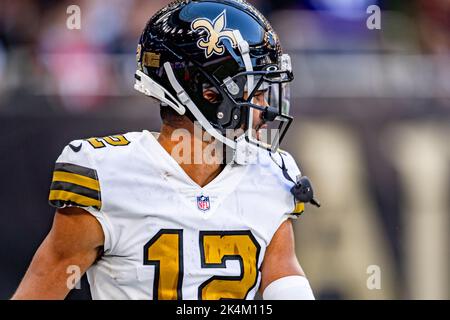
left=233, top=30, right=256, bottom=143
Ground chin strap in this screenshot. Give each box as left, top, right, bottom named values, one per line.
left=134, top=70, right=186, bottom=115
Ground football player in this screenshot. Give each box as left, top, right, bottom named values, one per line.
left=13, top=0, right=316, bottom=300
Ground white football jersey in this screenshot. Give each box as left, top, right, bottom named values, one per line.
left=48, top=130, right=304, bottom=300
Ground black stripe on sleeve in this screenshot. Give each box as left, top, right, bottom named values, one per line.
left=54, top=162, right=98, bottom=180
left=50, top=181, right=100, bottom=201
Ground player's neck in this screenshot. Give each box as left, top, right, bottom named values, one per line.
left=157, top=122, right=225, bottom=187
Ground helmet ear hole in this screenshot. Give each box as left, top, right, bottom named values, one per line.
left=203, top=88, right=220, bottom=104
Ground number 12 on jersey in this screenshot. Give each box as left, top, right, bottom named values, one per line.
left=143, top=229, right=261, bottom=300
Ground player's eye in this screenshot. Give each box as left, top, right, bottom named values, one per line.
left=254, top=90, right=268, bottom=98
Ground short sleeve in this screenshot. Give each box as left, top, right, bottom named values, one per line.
left=49, top=140, right=102, bottom=210
left=48, top=140, right=114, bottom=253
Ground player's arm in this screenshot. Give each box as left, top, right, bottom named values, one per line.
left=12, top=207, right=104, bottom=300
left=259, top=219, right=315, bottom=300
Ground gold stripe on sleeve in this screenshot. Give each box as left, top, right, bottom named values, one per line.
left=292, top=202, right=305, bottom=214
left=52, top=171, right=100, bottom=191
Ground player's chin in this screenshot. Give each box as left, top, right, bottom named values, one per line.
left=255, top=124, right=268, bottom=141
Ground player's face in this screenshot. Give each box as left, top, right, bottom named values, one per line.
left=245, top=90, right=269, bottom=132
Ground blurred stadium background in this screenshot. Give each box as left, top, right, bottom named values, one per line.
left=0, top=0, right=448, bottom=300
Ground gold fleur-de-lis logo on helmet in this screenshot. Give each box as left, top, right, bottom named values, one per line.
left=191, top=10, right=238, bottom=58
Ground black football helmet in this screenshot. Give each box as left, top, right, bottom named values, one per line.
left=135, top=0, right=294, bottom=164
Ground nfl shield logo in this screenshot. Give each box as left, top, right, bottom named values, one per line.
left=197, top=195, right=210, bottom=212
